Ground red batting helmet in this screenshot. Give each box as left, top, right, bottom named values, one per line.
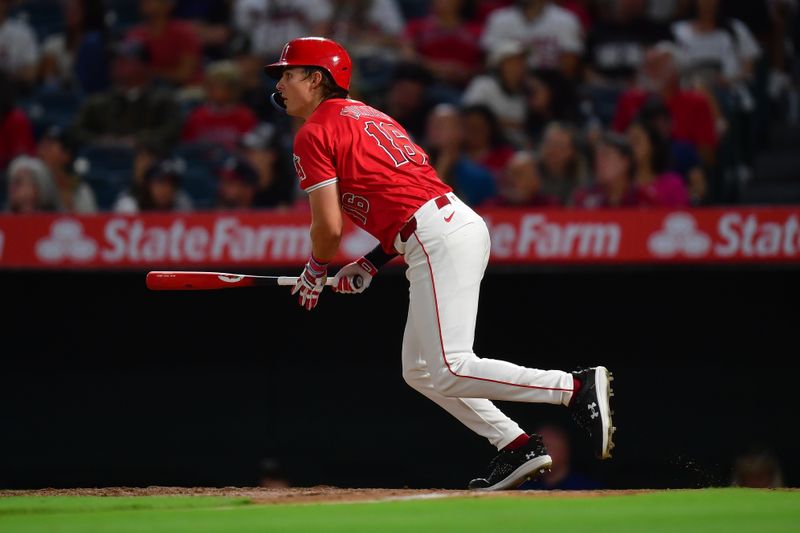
left=264, top=37, right=352, bottom=92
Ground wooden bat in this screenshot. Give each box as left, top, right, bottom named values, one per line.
left=146, top=271, right=362, bottom=291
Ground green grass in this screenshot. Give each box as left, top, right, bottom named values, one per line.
left=0, top=489, right=797, bottom=533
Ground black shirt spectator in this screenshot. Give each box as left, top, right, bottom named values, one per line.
left=584, top=0, right=672, bottom=87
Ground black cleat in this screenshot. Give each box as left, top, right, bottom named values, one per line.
left=570, top=366, right=615, bottom=459
left=468, top=434, right=553, bottom=491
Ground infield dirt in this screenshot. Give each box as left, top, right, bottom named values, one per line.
left=0, top=487, right=673, bottom=504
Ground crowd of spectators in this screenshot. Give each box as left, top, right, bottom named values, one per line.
left=1, top=0, right=798, bottom=214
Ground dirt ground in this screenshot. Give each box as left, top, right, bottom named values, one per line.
left=0, top=486, right=658, bottom=504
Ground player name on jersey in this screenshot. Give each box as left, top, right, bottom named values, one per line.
left=1, top=208, right=799, bottom=268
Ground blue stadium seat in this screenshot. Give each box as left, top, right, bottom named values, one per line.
left=181, top=166, right=217, bottom=209
left=584, top=86, right=624, bottom=128
left=76, top=145, right=136, bottom=210
left=78, top=145, right=135, bottom=173
left=20, top=89, right=83, bottom=139
left=83, top=170, right=131, bottom=210
left=173, top=143, right=229, bottom=208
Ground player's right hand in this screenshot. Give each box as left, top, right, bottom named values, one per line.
left=292, top=255, right=328, bottom=310
left=333, top=257, right=375, bottom=294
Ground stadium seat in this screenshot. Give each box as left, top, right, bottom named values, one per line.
left=83, top=170, right=131, bottom=211
left=174, top=143, right=228, bottom=209
left=76, top=145, right=136, bottom=210
left=19, top=89, right=83, bottom=140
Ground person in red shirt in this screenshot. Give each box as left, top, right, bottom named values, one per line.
left=402, top=0, right=483, bottom=87
left=182, top=61, right=258, bottom=150
left=127, top=0, right=202, bottom=86
left=265, top=37, right=615, bottom=491
left=0, top=72, right=34, bottom=170
left=612, top=42, right=718, bottom=165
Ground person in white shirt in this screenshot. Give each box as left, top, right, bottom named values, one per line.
left=671, top=0, right=761, bottom=86
left=462, top=40, right=528, bottom=146
left=0, top=0, right=40, bottom=86
left=481, top=0, right=583, bottom=79
left=233, top=0, right=333, bottom=60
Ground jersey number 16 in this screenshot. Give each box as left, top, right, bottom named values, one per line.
left=364, top=121, right=427, bottom=168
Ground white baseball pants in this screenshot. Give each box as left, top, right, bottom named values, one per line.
left=395, top=193, right=575, bottom=450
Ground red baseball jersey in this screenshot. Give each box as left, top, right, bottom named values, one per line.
left=293, top=98, right=452, bottom=253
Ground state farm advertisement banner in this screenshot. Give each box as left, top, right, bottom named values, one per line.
left=0, top=208, right=799, bottom=269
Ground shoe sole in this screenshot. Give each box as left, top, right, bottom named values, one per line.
left=473, top=454, right=553, bottom=491
left=595, top=366, right=615, bottom=459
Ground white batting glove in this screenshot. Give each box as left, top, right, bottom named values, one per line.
left=333, top=257, right=376, bottom=294
left=291, top=255, right=328, bottom=310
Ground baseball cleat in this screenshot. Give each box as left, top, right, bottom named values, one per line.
left=468, top=434, right=553, bottom=491
left=570, top=366, right=615, bottom=459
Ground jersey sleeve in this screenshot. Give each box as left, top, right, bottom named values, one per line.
left=293, top=123, right=339, bottom=194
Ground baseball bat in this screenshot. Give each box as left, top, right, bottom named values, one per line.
left=146, top=271, right=363, bottom=291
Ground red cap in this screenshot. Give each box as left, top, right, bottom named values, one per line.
left=264, top=37, right=352, bottom=92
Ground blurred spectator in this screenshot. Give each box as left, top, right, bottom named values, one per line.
left=37, top=125, right=97, bottom=213
left=526, top=68, right=580, bottom=143
left=329, top=0, right=405, bottom=96
left=233, top=0, right=332, bottom=60
left=425, top=103, right=496, bottom=206
left=538, top=122, right=589, bottom=204
left=0, top=71, right=35, bottom=170
left=5, top=155, right=60, bottom=213
left=474, top=1, right=514, bottom=25
left=132, top=142, right=166, bottom=189
left=672, top=0, right=761, bottom=87
left=40, top=0, right=111, bottom=94
left=114, top=157, right=192, bottom=213
left=493, top=150, right=559, bottom=207
left=648, top=0, right=687, bottom=22
left=731, top=448, right=784, bottom=489
left=626, top=120, right=690, bottom=207
left=572, top=132, right=654, bottom=208
left=258, top=457, right=290, bottom=488
left=462, top=40, right=528, bottom=145
left=584, top=0, right=672, bottom=87
left=71, top=39, right=182, bottom=149
left=217, top=155, right=259, bottom=210
left=173, top=0, right=233, bottom=60
left=461, top=104, right=515, bottom=180
left=236, top=51, right=275, bottom=123
left=636, top=98, right=707, bottom=204
left=330, top=0, right=404, bottom=53
left=402, top=0, right=482, bottom=87
left=612, top=43, right=719, bottom=165
left=239, top=123, right=290, bottom=208
left=127, top=0, right=202, bottom=87
left=0, top=0, right=39, bottom=87
left=182, top=61, right=258, bottom=150
left=520, top=425, right=603, bottom=490
left=382, top=61, right=434, bottom=141
left=481, top=0, right=584, bottom=79
left=555, top=0, right=591, bottom=32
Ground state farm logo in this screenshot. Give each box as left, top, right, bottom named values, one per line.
left=648, top=213, right=711, bottom=258
left=36, top=219, right=98, bottom=263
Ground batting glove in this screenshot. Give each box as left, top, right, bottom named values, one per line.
left=333, top=257, right=376, bottom=294
left=292, top=255, right=328, bottom=310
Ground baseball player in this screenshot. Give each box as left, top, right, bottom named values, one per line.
left=265, top=37, right=615, bottom=490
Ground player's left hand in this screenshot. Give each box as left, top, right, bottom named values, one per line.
left=291, top=256, right=328, bottom=311
left=333, top=257, right=375, bottom=294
